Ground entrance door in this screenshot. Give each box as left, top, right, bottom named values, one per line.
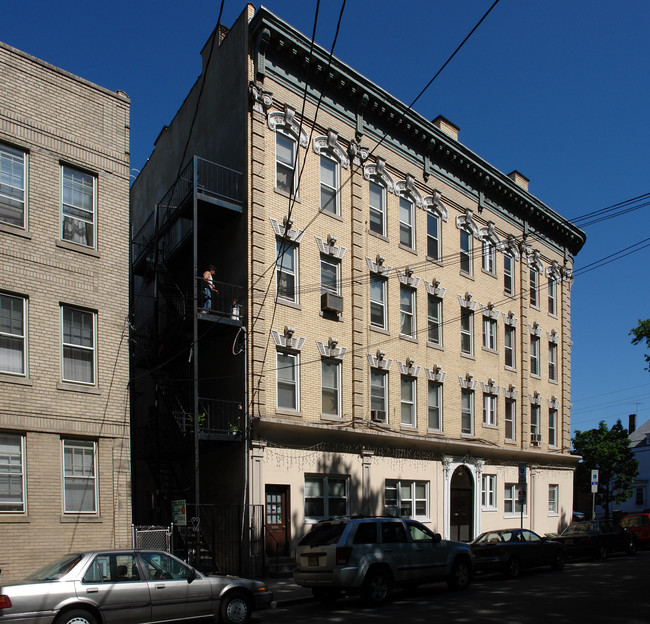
left=265, top=485, right=289, bottom=556
left=450, top=466, right=474, bottom=542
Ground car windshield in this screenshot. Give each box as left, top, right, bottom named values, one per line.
left=621, top=515, right=649, bottom=528
left=561, top=522, right=591, bottom=535
left=25, top=554, right=84, bottom=581
left=299, top=522, right=346, bottom=546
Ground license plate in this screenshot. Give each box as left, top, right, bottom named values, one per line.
left=308, top=555, right=319, bottom=566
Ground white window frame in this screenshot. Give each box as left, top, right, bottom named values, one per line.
left=549, top=408, right=558, bottom=447
left=369, top=179, right=386, bottom=236
left=503, top=254, right=514, bottom=295
left=370, top=275, right=387, bottom=330
left=62, top=439, right=97, bottom=514
left=482, top=474, right=496, bottom=510
left=548, top=342, right=558, bottom=382
left=460, top=308, right=473, bottom=355
left=530, top=268, right=540, bottom=308
left=505, top=399, right=516, bottom=441
left=370, top=369, right=388, bottom=419
left=400, top=285, right=416, bottom=338
left=548, top=484, right=559, bottom=515
left=548, top=277, right=557, bottom=316
left=320, top=256, right=340, bottom=295
left=427, top=211, right=440, bottom=261
left=0, top=433, right=26, bottom=513
left=427, top=295, right=442, bottom=346
left=321, top=359, right=341, bottom=418
left=0, top=293, right=27, bottom=377
left=276, top=351, right=299, bottom=411
left=61, top=305, right=96, bottom=385
left=304, top=475, right=349, bottom=521
left=505, top=325, right=516, bottom=369
left=61, top=165, right=96, bottom=249
left=460, top=229, right=473, bottom=276
left=399, top=195, right=414, bottom=249
left=275, top=130, right=297, bottom=195
left=400, top=375, right=416, bottom=427
left=482, top=316, right=497, bottom=351
left=461, top=389, right=474, bottom=435
left=0, top=143, right=28, bottom=229
left=504, top=483, right=526, bottom=516
left=385, top=479, right=429, bottom=519
left=428, top=381, right=442, bottom=431
left=276, top=240, right=299, bottom=304
left=483, top=394, right=497, bottom=426
left=482, top=240, right=495, bottom=274
left=319, top=152, right=339, bottom=215
left=531, top=404, right=540, bottom=436
left=530, top=335, right=540, bottom=377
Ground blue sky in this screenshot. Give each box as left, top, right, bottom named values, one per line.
left=4, top=0, right=649, bottom=435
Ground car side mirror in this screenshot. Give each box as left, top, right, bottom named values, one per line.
left=432, top=533, right=442, bottom=544
left=187, top=569, right=197, bottom=584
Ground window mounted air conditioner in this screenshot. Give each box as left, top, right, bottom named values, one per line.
left=321, top=292, right=343, bottom=313
left=530, top=433, right=542, bottom=445
left=371, top=409, right=387, bottom=423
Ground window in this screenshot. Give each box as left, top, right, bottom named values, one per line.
left=548, top=484, right=558, bottom=515
left=320, top=256, right=339, bottom=295
left=62, top=439, right=97, bottom=513
left=320, top=153, right=339, bottom=215
left=62, top=306, right=95, bottom=384
left=277, top=352, right=299, bottom=411
left=0, top=293, right=26, bottom=376
left=428, top=382, right=442, bottom=430
left=531, top=404, right=540, bottom=437
left=61, top=165, right=96, bottom=248
left=276, top=241, right=298, bottom=303
left=505, top=325, right=516, bottom=369
left=482, top=316, right=497, bottom=351
left=635, top=487, right=644, bottom=507
left=504, top=483, right=526, bottom=515
left=461, top=389, right=474, bottom=435
left=400, top=286, right=416, bottom=338
left=0, top=433, right=25, bottom=512
left=275, top=131, right=296, bottom=194
left=460, top=229, right=472, bottom=275
left=505, top=399, right=516, bottom=441
left=0, top=143, right=27, bottom=228
left=530, top=269, right=540, bottom=308
left=369, top=180, right=386, bottom=236
left=504, top=255, right=514, bottom=295
left=549, top=408, right=558, bottom=447
left=483, top=394, right=497, bottom=426
left=482, top=240, right=495, bottom=274
left=321, top=360, right=341, bottom=417
left=482, top=475, right=496, bottom=509
left=385, top=479, right=428, bottom=518
left=370, top=370, right=387, bottom=420
left=370, top=276, right=387, bottom=330
left=427, top=212, right=440, bottom=260
left=401, top=376, right=416, bottom=426
left=548, top=342, right=558, bottom=382
left=305, top=475, right=348, bottom=519
left=460, top=308, right=473, bottom=355
left=399, top=196, right=414, bottom=249
left=548, top=278, right=557, bottom=315
left=428, top=295, right=442, bottom=346
left=530, top=335, right=540, bottom=377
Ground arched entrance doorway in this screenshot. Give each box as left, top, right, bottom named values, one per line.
left=450, top=466, right=474, bottom=542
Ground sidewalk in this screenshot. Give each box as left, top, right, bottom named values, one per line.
left=263, top=576, right=314, bottom=607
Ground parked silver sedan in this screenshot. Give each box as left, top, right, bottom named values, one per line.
left=0, top=549, right=273, bottom=624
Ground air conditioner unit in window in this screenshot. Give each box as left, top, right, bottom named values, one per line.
left=371, top=409, right=387, bottom=423
left=530, top=433, right=542, bottom=445
left=321, top=292, right=343, bottom=313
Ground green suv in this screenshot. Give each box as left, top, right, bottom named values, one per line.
left=293, top=516, right=473, bottom=605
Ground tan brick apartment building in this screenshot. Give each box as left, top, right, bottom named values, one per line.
left=130, top=5, right=585, bottom=572
left=0, top=42, right=131, bottom=581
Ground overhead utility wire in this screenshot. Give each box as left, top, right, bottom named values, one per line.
left=571, top=192, right=650, bottom=224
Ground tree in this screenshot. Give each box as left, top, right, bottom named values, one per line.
left=630, top=318, right=650, bottom=372
left=572, top=420, right=639, bottom=518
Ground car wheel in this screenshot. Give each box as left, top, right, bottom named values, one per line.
left=312, top=588, right=341, bottom=604
left=505, top=556, right=521, bottom=579
left=55, top=610, right=97, bottom=624
left=594, top=545, right=607, bottom=561
left=447, top=557, right=472, bottom=590
left=361, top=568, right=392, bottom=605
left=551, top=549, right=566, bottom=570
left=219, top=591, right=251, bottom=624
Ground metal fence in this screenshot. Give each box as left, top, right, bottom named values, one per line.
left=132, top=525, right=172, bottom=552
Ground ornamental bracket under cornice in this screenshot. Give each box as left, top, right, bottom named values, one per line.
left=249, top=81, right=273, bottom=113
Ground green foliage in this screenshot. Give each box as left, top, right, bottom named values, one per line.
left=572, top=419, right=639, bottom=517
left=630, top=318, right=650, bottom=372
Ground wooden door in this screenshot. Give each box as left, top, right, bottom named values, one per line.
left=265, top=485, right=289, bottom=556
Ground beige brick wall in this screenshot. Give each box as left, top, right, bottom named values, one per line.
left=0, top=41, right=131, bottom=582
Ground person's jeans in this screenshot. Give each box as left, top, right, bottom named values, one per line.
left=202, top=287, right=212, bottom=311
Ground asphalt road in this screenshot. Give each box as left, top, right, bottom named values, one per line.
left=259, top=550, right=650, bottom=624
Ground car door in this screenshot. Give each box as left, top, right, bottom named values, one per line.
left=139, top=551, right=213, bottom=622
left=379, top=520, right=412, bottom=582
left=77, top=553, right=150, bottom=624
left=519, top=530, right=548, bottom=567
left=404, top=521, right=447, bottom=580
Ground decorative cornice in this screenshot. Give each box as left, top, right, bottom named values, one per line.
left=267, top=105, right=309, bottom=147
left=249, top=81, right=273, bottom=113
left=396, top=268, right=420, bottom=289
left=422, top=189, right=448, bottom=221
left=481, top=380, right=501, bottom=396
left=529, top=322, right=543, bottom=337
left=456, top=208, right=481, bottom=239
left=363, top=157, right=397, bottom=194
left=547, top=330, right=560, bottom=344
left=458, top=374, right=478, bottom=391
left=348, top=140, right=369, bottom=166
left=503, top=311, right=518, bottom=327
left=530, top=392, right=544, bottom=406
left=315, top=235, right=346, bottom=259
left=367, top=351, right=393, bottom=370
left=524, top=247, right=544, bottom=273
left=458, top=293, right=478, bottom=311
left=397, top=358, right=421, bottom=377
left=366, top=256, right=392, bottom=277
left=547, top=395, right=560, bottom=409
left=424, top=279, right=446, bottom=298
left=316, top=339, right=347, bottom=360
left=480, top=302, right=500, bottom=320
left=503, top=384, right=519, bottom=400
left=312, top=129, right=350, bottom=168
left=479, top=221, right=500, bottom=246
left=546, top=260, right=562, bottom=281
left=425, top=365, right=446, bottom=383
left=270, top=217, right=305, bottom=243
left=498, top=235, right=521, bottom=260
left=395, top=175, right=424, bottom=209
left=271, top=328, right=306, bottom=351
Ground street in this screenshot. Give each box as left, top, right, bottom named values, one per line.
left=260, top=550, right=650, bottom=624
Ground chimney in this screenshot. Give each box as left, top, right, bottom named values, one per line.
left=507, top=170, right=530, bottom=192
left=629, top=413, right=637, bottom=434
left=432, top=115, right=459, bottom=141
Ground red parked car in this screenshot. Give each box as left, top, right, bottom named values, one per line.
left=619, top=513, right=650, bottom=548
